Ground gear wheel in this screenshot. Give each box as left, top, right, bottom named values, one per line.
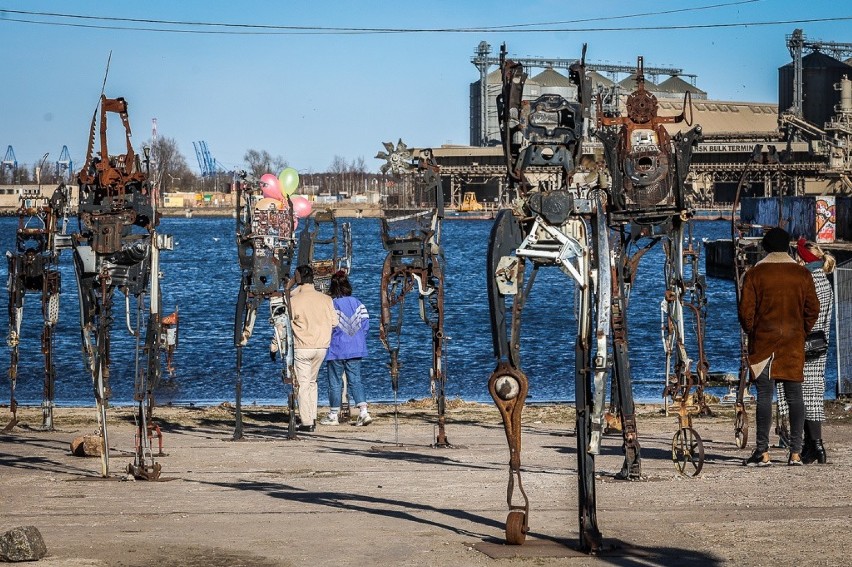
left=375, top=139, right=414, bottom=175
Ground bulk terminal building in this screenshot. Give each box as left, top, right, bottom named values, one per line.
left=415, top=31, right=852, bottom=217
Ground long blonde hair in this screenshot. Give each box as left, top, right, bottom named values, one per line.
left=802, top=241, right=836, bottom=274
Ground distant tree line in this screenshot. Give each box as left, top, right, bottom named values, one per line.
left=0, top=139, right=384, bottom=200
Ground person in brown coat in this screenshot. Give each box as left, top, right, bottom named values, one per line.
left=738, top=227, right=820, bottom=466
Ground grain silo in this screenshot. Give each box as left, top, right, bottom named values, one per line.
left=657, top=75, right=707, bottom=100
left=469, top=69, right=540, bottom=146
left=530, top=68, right=577, bottom=101
left=779, top=51, right=852, bottom=127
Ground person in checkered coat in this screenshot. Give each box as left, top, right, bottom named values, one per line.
left=777, top=238, right=836, bottom=464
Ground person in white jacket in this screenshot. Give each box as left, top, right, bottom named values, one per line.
left=290, top=265, right=338, bottom=432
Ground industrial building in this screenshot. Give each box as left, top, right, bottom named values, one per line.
left=420, top=32, right=852, bottom=211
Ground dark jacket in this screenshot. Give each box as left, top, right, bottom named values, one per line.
left=738, top=252, right=820, bottom=381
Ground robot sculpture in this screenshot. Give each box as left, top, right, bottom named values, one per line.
left=297, top=208, right=352, bottom=416
left=486, top=44, right=640, bottom=550
left=233, top=173, right=299, bottom=440
left=486, top=45, right=704, bottom=549
left=5, top=183, right=72, bottom=431
left=73, top=94, right=174, bottom=479
left=375, top=142, right=448, bottom=447
left=596, top=57, right=706, bottom=476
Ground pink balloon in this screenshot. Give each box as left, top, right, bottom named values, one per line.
left=291, top=195, right=312, bottom=219
left=259, top=173, right=283, bottom=200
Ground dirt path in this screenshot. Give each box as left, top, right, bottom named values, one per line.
left=1, top=401, right=850, bottom=566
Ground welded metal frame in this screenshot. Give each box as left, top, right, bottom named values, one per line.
left=296, top=208, right=352, bottom=416
left=597, top=57, right=706, bottom=477
left=376, top=146, right=448, bottom=447
left=486, top=43, right=643, bottom=552
left=5, top=184, right=72, bottom=432
left=233, top=172, right=298, bottom=440
left=73, top=94, right=174, bottom=479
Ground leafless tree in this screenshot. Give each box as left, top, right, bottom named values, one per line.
left=148, top=136, right=195, bottom=193
left=244, top=149, right=287, bottom=178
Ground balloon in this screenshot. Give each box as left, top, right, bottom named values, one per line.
left=278, top=167, right=300, bottom=196
left=259, top=173, right=283, bottom=200
left=255, top=197, right=282, bottom=211
left=290, top=195, right=312, bottom=219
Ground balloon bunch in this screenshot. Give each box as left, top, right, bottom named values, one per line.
left=256, top=167, right=313, bottom=220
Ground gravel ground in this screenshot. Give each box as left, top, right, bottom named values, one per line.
left=1, top=400, right=851, bottom=566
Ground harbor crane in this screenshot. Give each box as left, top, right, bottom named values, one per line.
left=2, top=145, right=17, bottom=177
left=55, top=146, right=73, bottom=181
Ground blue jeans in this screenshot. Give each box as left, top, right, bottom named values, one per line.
left=327, top=359, right=366, bottom=409
left=755, top=365, right=804, bottom=454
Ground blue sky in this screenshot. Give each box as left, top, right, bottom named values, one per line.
left=0, top=1, right=849, bottom=175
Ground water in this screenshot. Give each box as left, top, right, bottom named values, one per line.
left=0, top=216, right=837, bottom=408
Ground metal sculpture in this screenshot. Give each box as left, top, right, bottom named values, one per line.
left=297, top=208, right=352, bottom=416
left=233, top=172, right=299, bottom=440
left=5, top=183, right=72, bottom=431
left=486, top=44, right=641, bottom=551
left=485, top=45, right=704, bottom=549
left=375, top=143, right=448, bottom=447
left=73, top=94, right=174, bottom=479
left=596, top=57, right=706, bottom=476
left=729, top=145, right=770, bottom=450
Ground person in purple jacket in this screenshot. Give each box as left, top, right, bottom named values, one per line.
left=320, top=271, right=373, bottom=426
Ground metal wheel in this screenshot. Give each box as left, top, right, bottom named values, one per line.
left=505, top=510, right=526, bottom=545
left=672, top=427, right=704, bottom=476
left=734, top=408, right=749, bottom=449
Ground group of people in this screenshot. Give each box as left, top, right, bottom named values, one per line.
left=738, top=227, right=835, bottom=466
left=288, top=266, right=372, bottom=433
left=286, top=226, right=837, bottom=459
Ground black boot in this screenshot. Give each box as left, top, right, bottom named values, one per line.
left=812, top=439, right=827, bottom=464
left=801, top=440, right=817, bottom=464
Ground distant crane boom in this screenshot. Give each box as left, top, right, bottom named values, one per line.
left=56, top=145, right=73, bottom=181
left=2, top=145, right=17, bottom=172
left=193, top=140, right=223, bottom=177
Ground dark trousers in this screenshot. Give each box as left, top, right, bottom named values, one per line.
left=755, top=365, right=804, bottom=454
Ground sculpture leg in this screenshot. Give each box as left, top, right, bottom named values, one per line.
left=41, top=271, right=60, bottom=431
left=487, top=210, right=531, bottom=544
left=4, top=286, right=22, bottom=432
left=233, top=275, right=257, bottom=440
left=611, top=253, right=642, bottom=480
left=575, top=242, right=602, bottom=553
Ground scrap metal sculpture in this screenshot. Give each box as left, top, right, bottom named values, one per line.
left=233, top=173, right=298, bottom=440
left=73, top=94, right=174, bottom=479
left=297, top=208, right=352, bottom=416
left=728, top=145, right=770, bottom=450
left=486, top=44, right=641, bottom=551
left=5, top=183, right=72, bottom=431
left=596, top=57, right=706, bottom=476
left=376, top=142, right=448, bottom=447
left=297, top=208, right=352, bottom=293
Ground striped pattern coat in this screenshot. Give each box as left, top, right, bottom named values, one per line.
left=778, top=265, right=832, bottom=421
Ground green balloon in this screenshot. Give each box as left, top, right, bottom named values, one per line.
left=278, top=167, right=300, bottom=196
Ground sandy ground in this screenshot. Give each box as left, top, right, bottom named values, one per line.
left=1, top=399, right=851, bottom=567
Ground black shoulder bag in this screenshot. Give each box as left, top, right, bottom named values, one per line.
left=804, top=330, right=828, bottom=359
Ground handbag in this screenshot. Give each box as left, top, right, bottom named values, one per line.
left=804, top=329, right=828, bottom=359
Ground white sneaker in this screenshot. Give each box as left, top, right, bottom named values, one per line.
left=355, top=413, right=373, bottom=426
left=319, top=414, right=339, bottom=425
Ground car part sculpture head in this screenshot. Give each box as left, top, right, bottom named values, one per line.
left=596, top=56, right=701, bottom=221
left=498, top=44, right=591, bottom=219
